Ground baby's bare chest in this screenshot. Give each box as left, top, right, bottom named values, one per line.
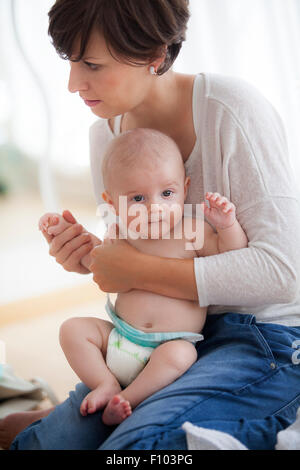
left=129, top=234, right=196, bottom=260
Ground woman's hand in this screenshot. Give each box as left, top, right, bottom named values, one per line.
left=41, top=210, right=93, bottom=274
left=89, top=225, right=142, bottom=293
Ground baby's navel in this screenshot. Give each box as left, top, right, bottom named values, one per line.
left=143, top=322, right=153, bottom=329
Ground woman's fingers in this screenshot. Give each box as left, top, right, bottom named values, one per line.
left=40, top=213, right=93, bottom=274
left=49, top=223, right=83, bottom=256
left=62, top=241, right=93, bottom=273
left=54, top=232, right=91, bottom=265
left=62, top=209, right=77, bottom=224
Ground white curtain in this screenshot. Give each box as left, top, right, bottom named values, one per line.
left=175, top=0, right=300, bottom=181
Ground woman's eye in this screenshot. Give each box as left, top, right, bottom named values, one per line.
left=84, top=62, right=100, bottom=71
left=132, top=195, right=144, bottom=202
left=162, top=190, right=173, bottom=197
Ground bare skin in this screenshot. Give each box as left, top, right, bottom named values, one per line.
left=0, top=408, right=54, bottom=450
left=102, top=395, right=132, bottom=426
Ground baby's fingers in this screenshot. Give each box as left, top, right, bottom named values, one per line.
left=223, top=202, right=235, bottom=213
left=215, top=196, right=228, bottom=207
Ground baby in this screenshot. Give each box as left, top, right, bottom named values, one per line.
left=39, top=128, right=248, bottom=426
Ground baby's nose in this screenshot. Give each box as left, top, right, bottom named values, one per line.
left=150, top=203, right=160, bottom=212
left=148, top=203, right=163, bottom=221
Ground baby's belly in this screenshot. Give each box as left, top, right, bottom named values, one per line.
left=114, top=290, right=207, bottom=333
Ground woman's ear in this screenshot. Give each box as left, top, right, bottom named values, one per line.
left=102, top=191, right=113, bottom=205
left=152, top=44, right=168, bottom=73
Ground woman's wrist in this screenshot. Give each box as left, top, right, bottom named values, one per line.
left=135, top=252, right=199, bottom=301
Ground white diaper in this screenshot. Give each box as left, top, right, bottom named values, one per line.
left=106, top=328, right=155, bottom=387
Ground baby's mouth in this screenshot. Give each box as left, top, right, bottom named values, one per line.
left=148, top=212, right=165, bottom=223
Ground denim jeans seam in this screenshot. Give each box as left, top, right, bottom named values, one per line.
left=231, top=362, right=299, bottom=396
left=272, top=391, right=300, bottom=417
left=162, top=390, right=228, bottom=426
left=250, top=324, right=277, bottom=364
left=165, top=364, right=290, bottom=425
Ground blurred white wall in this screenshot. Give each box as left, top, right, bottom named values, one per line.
left=0, top=0, right=95, bottom=175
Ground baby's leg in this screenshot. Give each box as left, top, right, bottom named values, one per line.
left=102, top=339, right=197, bottom=426
left=59, top=317, right=122, bottom=416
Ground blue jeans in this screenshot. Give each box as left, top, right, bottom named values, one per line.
left=10, top=313, right=300, bottom=450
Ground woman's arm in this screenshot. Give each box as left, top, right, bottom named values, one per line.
left=89, top=237, right=198, bottom=300
left=194, top=196, right=300, bottom=308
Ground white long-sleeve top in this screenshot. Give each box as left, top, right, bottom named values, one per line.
left=89, top=73, right=300, bottom=326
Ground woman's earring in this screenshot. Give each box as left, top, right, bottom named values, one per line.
left=149, top=66, right=157, bottom=75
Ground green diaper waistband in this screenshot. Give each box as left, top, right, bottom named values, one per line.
left=105, top=294, right=204, bottom=348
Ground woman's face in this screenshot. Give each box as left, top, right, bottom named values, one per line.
left=68, top=30, right=157, bottom=119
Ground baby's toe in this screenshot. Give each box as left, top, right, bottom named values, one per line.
left=87, top=403, right=97, bottom=414
left=80, top=399, right=89, bottom=416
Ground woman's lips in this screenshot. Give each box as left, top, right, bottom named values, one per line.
left=84, top=99, right=102, bottom=107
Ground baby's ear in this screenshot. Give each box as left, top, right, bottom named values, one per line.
left=184, top=176, right=191, bottom=199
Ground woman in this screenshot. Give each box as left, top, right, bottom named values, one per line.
left=2, top=0, right=300, bottom=450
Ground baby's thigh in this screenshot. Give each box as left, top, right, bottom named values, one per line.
left=59, top=316, right=115, bottom=357
left=151, top=339, right=197, bottom=372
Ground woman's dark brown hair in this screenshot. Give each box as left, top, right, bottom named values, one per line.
left=48, top=0, right=190, bottom=75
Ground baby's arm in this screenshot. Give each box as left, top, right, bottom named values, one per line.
left=39, top=212, right=101, bottom=269
left=196, top=192, right=248, bottom=256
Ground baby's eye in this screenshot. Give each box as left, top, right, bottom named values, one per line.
left=132, top=195, right=145, bottom=202
left=162, top=190, right=173, bottom=197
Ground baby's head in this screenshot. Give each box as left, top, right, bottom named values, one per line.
left=101, top=128, right=190, bottom=238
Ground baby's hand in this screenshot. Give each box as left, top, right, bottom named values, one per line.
left=201, top=192, right=236, bottom=230
left=39, top=212, right=71, bottom=236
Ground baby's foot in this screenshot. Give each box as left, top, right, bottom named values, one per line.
left=80, top=381, right=122, bottom=416
left=39, top=213, right=58, bottom=232
left=102, top=394, right=132, bottom=426
left=39, top=212, right=72, bottom=237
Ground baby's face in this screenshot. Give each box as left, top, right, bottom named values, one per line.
left=106, top=158, right=190, bottom=239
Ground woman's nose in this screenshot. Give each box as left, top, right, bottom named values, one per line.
left=68, top=63, right=88, bottom=94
